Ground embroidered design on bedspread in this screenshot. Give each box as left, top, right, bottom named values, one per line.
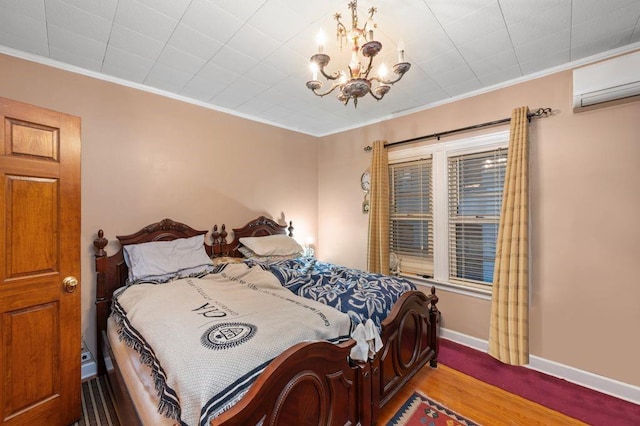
left=201, top=322, right=257, bottom=350
left=262, top=258, right=416, bottom=330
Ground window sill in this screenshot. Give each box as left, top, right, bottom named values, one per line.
left=401, top=274, right=492, bottom=301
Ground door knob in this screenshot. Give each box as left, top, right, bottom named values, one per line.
left=63, top=276, right=78, bottom=293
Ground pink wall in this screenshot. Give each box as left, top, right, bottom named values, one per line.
left=318, top=68, right=640, bottom=387
left=0, top=53, right=319, bottom=357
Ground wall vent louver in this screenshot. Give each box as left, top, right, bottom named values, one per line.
left=573, top=50, right=640, bottom=110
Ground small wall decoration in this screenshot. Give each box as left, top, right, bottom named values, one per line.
left=361, top=170, right=370, bottom=214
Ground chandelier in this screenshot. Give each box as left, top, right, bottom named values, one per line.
left=306, top=0, right=410, bottom=107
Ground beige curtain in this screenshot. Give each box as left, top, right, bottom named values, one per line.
left=488, top=106, right=530, bottom=365
left=367, top=140, right=390, bottom=274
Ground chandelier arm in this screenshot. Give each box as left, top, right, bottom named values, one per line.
left=320, top=67, right=342, bottom=81
left=371, top=72, right=405, bottom=85
left=311, top=82, right=342, bottom=98
left=361, top=55, right=375, bottom=79
left=369, top=88, right=383, bottom=101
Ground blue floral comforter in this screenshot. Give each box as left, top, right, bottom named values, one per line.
left=248, top=257, right=416, bottom=330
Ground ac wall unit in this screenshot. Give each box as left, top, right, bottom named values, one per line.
left=573, top=50, right=640, bottom=110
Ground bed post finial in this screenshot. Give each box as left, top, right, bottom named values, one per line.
left=288, top=221, right=294, bottom=237
left=211, top=225, right=220, bottom=257
left=93, top=229, right=108, bottom=257
left=220, top=224, right=228, bottom=256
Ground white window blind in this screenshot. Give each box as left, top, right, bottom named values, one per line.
left=389, top=158, right=433, bottom=277
left=448, top=148, right=507, bottom=285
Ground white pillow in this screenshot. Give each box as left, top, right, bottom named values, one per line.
left=123, top=234, right=213, bottom=282
left=239, top=234, right=303, bottom=256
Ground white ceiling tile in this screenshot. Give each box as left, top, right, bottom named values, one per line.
left=217, top=77, right=268, bottom=103
left=571, top=9, right=639, bottom=48
left=468, top=49, right=519, bottom=76
left=262, top=45, right=307, bottom=75
left=47, top=24, right=107, bottom=62
left=571, top=0, right=640, bottom=25
left=180, top=62, right=240, bottom=101
left=234, top=96, right=276, bottom=116
left=108, top=24, right=164, bottom=60
left=513, top=29, right=570, bottom=64
left=426, top=0, right=497, bottom=26
left=281, top=1, right=340, bottom=21
left=156, top=45, right=206, bottom=75
left=135, top=0, right=191, bottom=20
left=209, top=45, right=259, bottom=75
left=502, top=1, right=571, bottom=46
left=227, top=25, right=280, bottom=62
left=49, top=45, right=102, bottom=71
left=244, top=63, right=288, bottom=86
left=0, top=7, right=49, bottom=56
left=46, top=0, right=112, bottom=43
left=443, top=78, right=483, bottom=97
left=441, top=2, right=506, bottom=45
left=457, top=27, right=513, bottom=62
left=181, top=0, right=244, bottom=43
left=144, top=62, right=194, bottom=92
left=215, top=0, right=268, bottom=22
left=102, top=45, right=155, bottom=82
left=417, top=49, right=467, bottom=77
left=570, top=30, right=636, bottom=61
left=404, top=26, right=456, bottom=65
left=5, top=0, right=46, bottom=21
left=519, top=49, right=570, bottom=75
left=247, top=0, right=308, bottom=43
left=58, top=0, right=117, bottom=21
left=476, top=64, right=521, bottom=86
left=168, top=23, right=223, bottom=60
left=114, top=0, right=178, bottom=41
left=430, top=64, right=478, bottom=88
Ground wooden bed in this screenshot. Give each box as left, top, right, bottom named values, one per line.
left=94, top=216, right=440, bottom=425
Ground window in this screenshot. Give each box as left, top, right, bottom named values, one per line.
left=389, top=159, right=433, bottom=277
left=448, top=149, right=506, bottom=285
left=388, top=131, right=509, bottom=292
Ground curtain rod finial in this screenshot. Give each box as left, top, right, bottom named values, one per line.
left=364, top=145, right=372, bottom=152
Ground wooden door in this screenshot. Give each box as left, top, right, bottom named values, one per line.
left=0, top=97, right=81, bottom=425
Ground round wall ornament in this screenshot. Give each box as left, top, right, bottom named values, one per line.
left=361, top=171, right=370, bottom=192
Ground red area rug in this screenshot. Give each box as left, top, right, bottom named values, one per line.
left=439, top=338, right=640, bottom=425
left=386, top=391, right=478, bottom=426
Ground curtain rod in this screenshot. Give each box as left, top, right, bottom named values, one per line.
left=364, top=107, right=553, bottom=152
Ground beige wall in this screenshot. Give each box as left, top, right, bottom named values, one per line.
left=3, top=51, right=639, bottom=390
left=317, top=68, right=640, bottom=387
left=0, top=53, right=319, bottom=357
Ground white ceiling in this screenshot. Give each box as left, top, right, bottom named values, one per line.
left=1, top=0, right=639, bottom=136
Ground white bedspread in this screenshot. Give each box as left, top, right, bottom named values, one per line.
left=112, top=262, right=353, bottom=426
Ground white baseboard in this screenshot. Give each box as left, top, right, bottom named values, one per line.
left=440, top=328, right=640, bottom=405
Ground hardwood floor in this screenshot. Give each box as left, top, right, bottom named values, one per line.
left=377, top=364, right=587, bottom=425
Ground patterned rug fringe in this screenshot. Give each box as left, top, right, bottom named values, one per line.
left=386, top=391, right=478, bottom=426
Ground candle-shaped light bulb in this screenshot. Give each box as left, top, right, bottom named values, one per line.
left=340, top=71, right=347, bottom=84
left=378, top=63, right=388, bottom=80
left=349, top=49, right=360, bottom=77
left=310, top=61, right=319, bottom=81
left=397, top=39, right=405, bottom=63
left=316, top=29, right=325, bottom=54
left=367, top=17, right=375, bottom=41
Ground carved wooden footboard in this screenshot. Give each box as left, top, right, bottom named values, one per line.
left=370, top=288, right=440, bottom=423
left=211, top=340, right=370, bottom=425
